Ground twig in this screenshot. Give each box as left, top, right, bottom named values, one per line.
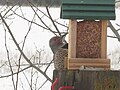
left=30, top=67, right=34, bottom=90
left=34, top=72, right=39, bottom=90
left=0, top=0, right=19, bottom=20
left=108, top=20, right=120, bottom=41
left=38, top=79, right=48, bottom=90
left=44, top=59, right=53, bottom=73
left=8, top=63, right=50, bottom=67
left=3, top=23, right=16, bottom=90
left=28, top=2, right=57, bottom=36
left=0, top=13, right=52, bottom=83
left=22, top=71, right=31, bottom=89
left=107, top=35, right=120, bottom=39
left=15, top=6, right=36, bottom=90
left=116, top=23, right=120, bottom=27
left=11, top=9, right=50, bottom=30
left=46, top=6, right=61, bottom=36
left=20, top=78, right=26, bottom=90
left=27, top=0, right=68, bottom=28
left=0, top=66, right=31, bottom=78
left=117, top=29, right=120, bottom=31
left=0, top=61, right=8, bottom=68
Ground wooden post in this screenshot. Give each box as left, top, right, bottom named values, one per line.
left=53, top=70, right=120, bottom=90
left=68, top=20, right=77, bottom=58
left=101, top=20, right=107, bottom=58
left=67, top=20, right=77, bottom=69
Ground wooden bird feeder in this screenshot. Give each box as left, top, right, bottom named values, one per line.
left=51, top=1, right=116, bottom=89
left=60, top=0, right=116, bottom=70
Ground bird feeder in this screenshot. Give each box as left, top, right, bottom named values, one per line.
left=60, top=0, right=116, bottom=70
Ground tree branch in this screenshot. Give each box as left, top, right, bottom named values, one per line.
left=27, top=0, right=68, bottom=28
left=46, top=6, right=61, bottom=36
left=28, top=2, right=57, bottom=36
left=3, top=23, right=16, bottom=90
left=0, top=66, right=31, bottom=78
left=0, top=13, right=52, bottom=83
left=108, top=20, right=120, bottom=41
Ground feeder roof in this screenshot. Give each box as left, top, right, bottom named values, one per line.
left=60, top=0, right=116, bottom=20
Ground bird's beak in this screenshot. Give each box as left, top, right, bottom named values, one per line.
left=61, top=33, right=68, bottom=43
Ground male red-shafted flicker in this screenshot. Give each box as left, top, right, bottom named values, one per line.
left=49, top=35, right=68, bottom=70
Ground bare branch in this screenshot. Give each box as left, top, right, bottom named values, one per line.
left=38, top=79, right=48, bottom=90
left=0, top=66, right=31, bottom=78
left=0, top=1, right=19, bottom=20
left=117, top=29, right=120, bottom=32
left=44, top=59, right=53, bottom=73
left=108, top=20, right=120, bottom=41
left=20, top=78, right=26, bottom=90
left=28, top=2, right=57, bottom=36
left=0, top=13, right=52, bottom=83
left=27, top=0, right=68, bottom=28
left=11, top=9, right=50, bottom=30
left=116, top=23, right=120, bottom=27
left=107, top=35, right=119, bottom=39
left=3, top=23, right=16, bottom=90
left=22, top=71, right=31, bottom=89
left=15, top=6, right=37, bottom=90
left=46, top=6, right=61, bottom=36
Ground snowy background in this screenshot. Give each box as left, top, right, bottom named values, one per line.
left=0, top=5, right=120, bottom=90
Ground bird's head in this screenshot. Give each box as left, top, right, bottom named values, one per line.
left=49, top=34, right=67, bottom=54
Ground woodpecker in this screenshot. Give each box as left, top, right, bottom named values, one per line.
left=49, top=35, right=68, bottom=70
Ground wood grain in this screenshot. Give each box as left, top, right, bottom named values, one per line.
left=68, top=20, right=77, bottom=58
left=68, top=58, right=110, bottom=70
left=52, top=70, right=120, bottom=90
left=101, top=20, right=107, bottom=58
